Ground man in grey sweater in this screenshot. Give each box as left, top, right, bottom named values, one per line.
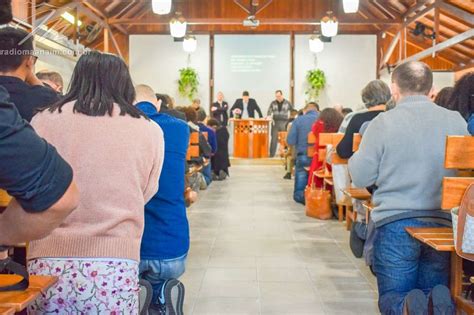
left=267, top=90, right=293, bottom=157
left=349, top=61, right=468, bottom=315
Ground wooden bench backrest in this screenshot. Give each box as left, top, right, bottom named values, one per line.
left=441, top=136, right=474, bottom=209
left=0, top=190, right=11, bottom=208
left=186, top=132, right=200, bottom=160
left=278, top=131, right=288, bottom=146
left=445, top=136, right=474, bottom=169
left=307, top=132, right=316, bottom=157
left=353, top=133, right=361, bottom=152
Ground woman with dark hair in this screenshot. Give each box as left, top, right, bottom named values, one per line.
left=28, top=51, right=165, bottom=314
left=448, top=73, right=474, bottom=134
left=434, top=87, right=454, bottom=109
left=307, top=108, right=343, bottom=187
left=207, top=118, right=231, bottom=180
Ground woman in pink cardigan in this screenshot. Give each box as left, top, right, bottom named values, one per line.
left=28, top=51, right=164, bottom=314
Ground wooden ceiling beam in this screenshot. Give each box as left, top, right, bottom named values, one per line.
left=81, top=0, right=128, bottom=35
left=370, top=0, right=400, bottom=19
left=402, top=28, right=474, bottom=64
left=438, top=1, right=474, bottom=26
left=109, top=17, right=401, bottom=26
left=385, top=30, right=460, bottom=66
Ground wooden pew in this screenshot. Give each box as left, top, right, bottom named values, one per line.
left=278, top=131, right=288, bottom=155
left=186, top=132, right=201, bottom=174
left=0, top=307, right=14, bottom=315
left=406, top=136, right=474, bottom=314
left=0, top=275, right=57, bottom=313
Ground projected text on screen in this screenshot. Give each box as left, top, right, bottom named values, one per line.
left=230, top=55, right=276, bottom=73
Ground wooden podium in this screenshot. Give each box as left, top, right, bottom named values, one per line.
left=232, top=119, right=270, bottom=159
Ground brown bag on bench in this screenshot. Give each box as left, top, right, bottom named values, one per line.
left=305, top=176, right=332, bottom=220
left=453, top=183, right=474, bottom=261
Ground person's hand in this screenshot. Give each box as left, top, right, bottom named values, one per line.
left=211, top=106, right=218, bottom=112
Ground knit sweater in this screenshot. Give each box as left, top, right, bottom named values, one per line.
left=29, top=101, right=165, bottom=261
left=349, top=96, right=468, bottom=226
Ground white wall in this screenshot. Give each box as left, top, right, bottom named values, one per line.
left=380, top=70, right=455, bottom=94
left=129, top=35, right=210, bottom=110
left=294, top=35, right=377, bottom=110
left=34, top=39, right=77, bottom=89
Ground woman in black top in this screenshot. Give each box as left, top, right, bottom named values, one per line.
left=336, top=80, right=391, bottom=159
left=211, top=91, right=229, bottom=126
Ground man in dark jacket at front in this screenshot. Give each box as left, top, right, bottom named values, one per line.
left=230, top=91, right=263, bottom=119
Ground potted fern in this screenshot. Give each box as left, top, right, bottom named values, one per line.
left=305, top=69, right=326, bottom=101
left=178, top=67, right=199, bottom=101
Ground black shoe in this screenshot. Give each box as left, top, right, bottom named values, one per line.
left=283, top=173, right=291, bottom=180
left=404, top=289, right=428, bottom=315
left=218, top=170, right=228, bottom=181
left=158, top=279, right=185, bottom=315
left=429, top=285, right=455, bottom=315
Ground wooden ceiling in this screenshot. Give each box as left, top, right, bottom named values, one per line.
left=12, top=0, right=474, bottom=71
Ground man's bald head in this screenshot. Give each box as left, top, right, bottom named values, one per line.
left=135, top=84, right=159, bottom=110
left=391, top=61, right=433, bottom=101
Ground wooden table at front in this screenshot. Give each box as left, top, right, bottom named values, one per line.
left=232, top=119, right=270, bottom=159
left=405, top=227, right=474, bottom=314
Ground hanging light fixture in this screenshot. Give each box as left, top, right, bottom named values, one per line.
left=342, top=0, right=359, bottom=13
left=321, top=12, right=338, bottom=37
left=169, top=16, right=187, bottom=38
left=152, top=0, right=172, bottom=15
left=183, top=35, right=197, bottom=53
left=308, top=35, right=324, bottom=53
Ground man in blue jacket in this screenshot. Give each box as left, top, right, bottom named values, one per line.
left=135, top=85, right=190, bottom=315
left=287, top=102, right=319, bottom=204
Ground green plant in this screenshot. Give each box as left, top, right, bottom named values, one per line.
left=305, top=69, right=326, bottom=101
left=178, top=67, right=199, bottom=101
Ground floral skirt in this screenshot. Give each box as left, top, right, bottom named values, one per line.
left=27, top=258, right=139, bottom=315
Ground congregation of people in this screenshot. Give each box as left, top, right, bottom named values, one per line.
left=0, top=1, right=474, bottom=313
left=278, top=62, right=473, bottom=314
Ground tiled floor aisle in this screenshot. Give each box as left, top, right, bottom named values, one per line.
left=182, top=165, right=380, bottom=315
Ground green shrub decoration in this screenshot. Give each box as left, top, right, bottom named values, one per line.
left=178, top=67, right=199, bottom=101
left=305, top=69, right=326, bottom=101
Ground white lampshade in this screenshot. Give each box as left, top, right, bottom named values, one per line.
left=308, top=35, right=324, bottom=53
left=152, top=0, right=172, bottom=15
left=169, top=18, right=187, bottom=38
left=321, top=15, right=338, bottom=37
left=183, top=35, right=197, bottom=53
left=343, top=0, right=359, bottom=13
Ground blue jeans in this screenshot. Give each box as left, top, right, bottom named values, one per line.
left=294, top=155, right=311, bottom=204
left=373, top=218, right=450, bottom=315
left=139, top=254, right=187, bottom=306
left=201, top=163, right=212, bottom=186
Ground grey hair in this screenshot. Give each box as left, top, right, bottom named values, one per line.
left=361, top=80, right=391, bottom=108
left=385, top=98, right=397, bottom=111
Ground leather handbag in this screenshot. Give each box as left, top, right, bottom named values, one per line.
left=452, top=183, right=474, bottom=261
left=305, top=174, right=332, bottom=220
left=0, top=247, right=29, bottom=292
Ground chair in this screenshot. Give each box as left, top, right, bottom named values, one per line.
left=406, top=136, right=474, bottom=314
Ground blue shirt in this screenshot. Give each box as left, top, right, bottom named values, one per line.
left=0, top=86, right=73, bottom=212
left=287, top=110, right=319, bottom=155
left=198, top=123, right=217, bottom=154
left=137, top=102, right=191, bottom=260
left=468, top=114, right=474, bottom=135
